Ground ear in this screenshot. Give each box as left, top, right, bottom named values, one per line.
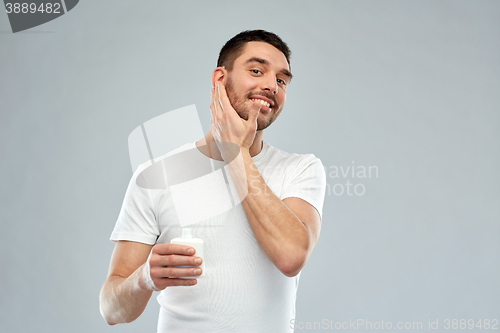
left=211, top=67, right=227, bottom=88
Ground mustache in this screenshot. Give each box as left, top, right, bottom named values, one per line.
left=246, top=91, right=277, bottom=107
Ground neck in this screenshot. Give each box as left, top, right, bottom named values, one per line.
left=196, top=128, right=264, bottom=159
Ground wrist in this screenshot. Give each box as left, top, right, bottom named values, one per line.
left=138, top=253, right=161, bottom=292
left=239, top=146, right=251, bottom=157
left=137, top=262, right=152, bottom=291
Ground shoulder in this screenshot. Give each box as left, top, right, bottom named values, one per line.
left=262, top=142, right=324, bottom=173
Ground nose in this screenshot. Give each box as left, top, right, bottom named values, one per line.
left=261, top=75, right=278, bottom=95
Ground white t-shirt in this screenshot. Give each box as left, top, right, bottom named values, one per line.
left=111, top=141, right=326, bottom=333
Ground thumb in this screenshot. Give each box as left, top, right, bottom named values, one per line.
left=248, top=100, right=261, bottom=125
left=140, top=251, right=161, bottom=291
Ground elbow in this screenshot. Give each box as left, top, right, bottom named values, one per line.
left=99, top=301, right=118, bottom=326
left=276, top=250, right=308, bottom=277
left=99, top=300, right=139, bottom=325
left=99, top=287, right=127, bottom=326
left=99, top=301, right=139, bottom=326
left=100, top=305, right=130, bottom=326
left=100, top=309, right=116, bottom=326
left=105, top=319, right=117, bottom=326
left=280, top=266, right=302, bottom=278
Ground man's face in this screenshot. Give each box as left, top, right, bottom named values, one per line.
left=224, top=41, right=292, bottom=131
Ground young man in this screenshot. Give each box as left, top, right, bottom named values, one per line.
left=100, top=30, right=326, bottom=332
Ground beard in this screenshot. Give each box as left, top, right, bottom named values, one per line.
left=225, top=77, right=282, bottom=131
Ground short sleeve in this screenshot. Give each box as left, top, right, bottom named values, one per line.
left=110, top=162, right=160, bottom=245
left=280, top=155, right=326, bottom=219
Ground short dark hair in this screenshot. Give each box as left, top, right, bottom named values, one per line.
left=217, top=30, right=291, bottom=71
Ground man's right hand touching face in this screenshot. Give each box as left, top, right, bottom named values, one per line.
left=143, top=244, right=203, bottom=290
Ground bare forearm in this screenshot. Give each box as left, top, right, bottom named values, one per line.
left=229, top=149, right=313, bottom=276
left=242, top=193, right=311, bottom=276
left=99, top=263, right=153, bottom=325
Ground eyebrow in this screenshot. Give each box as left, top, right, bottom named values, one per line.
left=245, top=57, right=293, bottom=81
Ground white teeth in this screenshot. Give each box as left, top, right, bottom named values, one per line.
left=251, top=99, right=271, bottom=108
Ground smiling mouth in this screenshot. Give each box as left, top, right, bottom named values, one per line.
left=250, top=98, right=272, bottom=108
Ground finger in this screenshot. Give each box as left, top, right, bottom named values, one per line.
left=216, top=82, right=224, bottom=114
left=153, top=243, right=195, bottom=256
left=213, top=84, right=225, bottom=123
left=209, top=88, right=217, bottom=124
left=217, top=82, right=233, bottom=116
left=248, top=99, right=261, bottom=125
left=152, top=266, right=203, bottom=279
left=213, top=83, right=222, bottom=116
left=210, top=106, right=222, bottom=143
left=214, top=95, right=222, bottom=121
left=210, top=89, right=223, bottom=143
left=151, top=254, right=202, bottom=268
left=155, top=278, right=198, bottom=288
left=210, top=87, right=215, bottom=107
left=217, top=82, right=238, bottom=120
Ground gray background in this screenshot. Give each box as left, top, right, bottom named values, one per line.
left=1, top=1, right=499, bottom=332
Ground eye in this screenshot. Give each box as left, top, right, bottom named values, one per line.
left=251, top=69, right=262, bottom=75
left=277, top=78, right=287, bottom=86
